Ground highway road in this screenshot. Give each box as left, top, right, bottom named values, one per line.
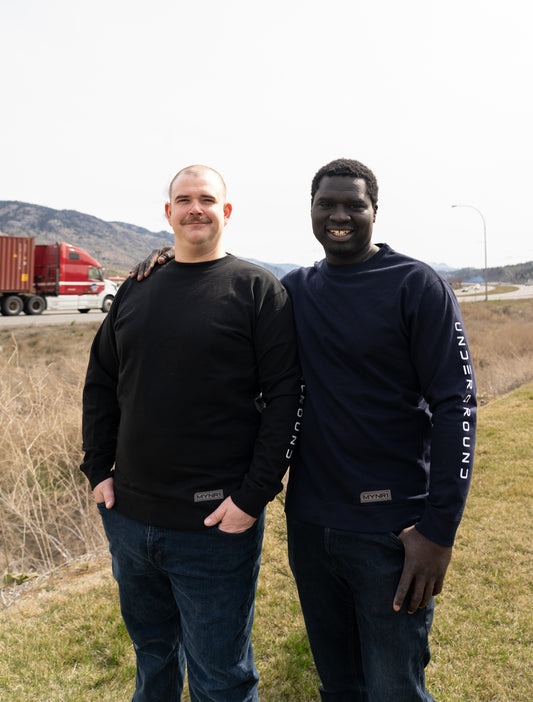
left=1, top=285, right=532, bottom=330
left=455, top=284, right=533, bottom=303
left=0, top=309, right=106, bottom=329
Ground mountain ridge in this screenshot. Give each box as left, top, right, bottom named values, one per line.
left=1, top=200, right=532, bottom=283
left=0, top=200, right=299, bottom=278
left=0, top=200, right=172, bottom=275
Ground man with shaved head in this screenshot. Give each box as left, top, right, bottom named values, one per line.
left=81, top=165, right=301, bottom=701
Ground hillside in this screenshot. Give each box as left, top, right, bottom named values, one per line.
left=0, top=201, right=298, bottom=278
left=1, top=379, right=532, bottom=700
left=0, top=201, right=173, bottom=275
left=1, top=303, right=533, bottom=698
left=441, top=260, right=533, bottom=285
left=2, top=200, right=532, bottom=282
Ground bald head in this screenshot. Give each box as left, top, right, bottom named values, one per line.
left=165, top=165, right=232, bottom=263
left=168, top=165, right=227, bottom=201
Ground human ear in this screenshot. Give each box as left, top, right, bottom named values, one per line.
left=223, top=202, right=233, bottom=224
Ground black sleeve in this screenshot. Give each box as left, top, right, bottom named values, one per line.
left=79, top=307, right=121, bottom=489
left=230, top=288, right=303, bottom=516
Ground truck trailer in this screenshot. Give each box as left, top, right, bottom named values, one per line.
left=0, top=236, right=121, bottom=316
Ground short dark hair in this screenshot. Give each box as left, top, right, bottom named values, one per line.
left=311, top=158, right=378, bottom=212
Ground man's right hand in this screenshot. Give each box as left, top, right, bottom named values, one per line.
left=93, top=477, right=115, bottom=509
left=393, top=526, right=452, bottom=614
left=130, top=246, right=176, bottom=280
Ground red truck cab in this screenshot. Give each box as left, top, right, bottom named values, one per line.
left=34, top=242, right=105, bottom=296
left=1, top=237, right=113, bottom=316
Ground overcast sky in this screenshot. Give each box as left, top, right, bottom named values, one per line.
left=2, top=0, right=532, bottom=269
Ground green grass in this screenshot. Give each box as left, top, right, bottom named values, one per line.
left=1, top=384, right=532, bottom=700
left=488, top=284, right=520, bottom=295
left=0, top=567, right=135, bottom=701
left=457, top=284, right=519, bottom=297
left=426, top=382, right=533, bottom=701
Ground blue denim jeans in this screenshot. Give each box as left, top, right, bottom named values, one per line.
left=287, top=517, right=434, bottom=702
left=98, top=504, right=265, bottom=702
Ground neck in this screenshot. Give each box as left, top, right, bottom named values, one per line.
left=325, top=242, right=380, bottom=266
left=174, top=241, right=227, bottom=264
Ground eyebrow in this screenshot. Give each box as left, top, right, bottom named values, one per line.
left=315, top=196, right=367, bottom=204
left=173, top=192, right=218, bottom=202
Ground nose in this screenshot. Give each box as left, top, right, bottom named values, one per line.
left=189, top=199, right=203, bottom=214
left=330, top=205, right=350, bottom=222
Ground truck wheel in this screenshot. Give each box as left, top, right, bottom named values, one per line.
left=1, top=295, right=24, bottom=316
left=24, top=295, right=46, bottom=315
left=78, top=309, right=90, bottom=314
left=101, top=295, right=114, bottom=313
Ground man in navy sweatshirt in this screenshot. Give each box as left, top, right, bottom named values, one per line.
left=133, top=158, right=476, bottom=702
left=281, top=159, right=476, bottom=701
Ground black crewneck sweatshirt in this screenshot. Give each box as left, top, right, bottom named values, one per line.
left=81, top=255, right=302, bottom=530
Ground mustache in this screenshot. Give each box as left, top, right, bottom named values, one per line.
left=181, top=216, right=211, bottom=224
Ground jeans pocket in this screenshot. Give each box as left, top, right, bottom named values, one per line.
left=388, top=531, right=405, bottom=550
left=215, top=522, right=257, bottom=538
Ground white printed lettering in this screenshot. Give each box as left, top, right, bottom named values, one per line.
left=285, top=388, right=305, bottom=463
left=454, top=319, right=474, bottom=481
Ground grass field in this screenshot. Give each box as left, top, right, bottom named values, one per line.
left=1, top=299, right=532, bottom=700
left=1, top=382, right=532, bottom=700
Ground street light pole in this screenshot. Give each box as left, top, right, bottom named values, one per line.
left=451, top=204, right=488, bottom=301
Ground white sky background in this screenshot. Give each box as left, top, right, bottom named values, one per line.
left=1, top=0, right=532, bottom=269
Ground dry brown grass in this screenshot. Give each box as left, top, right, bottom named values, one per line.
left=0, top=324, right=106, bottom=575
left=0, top=300, right=532, bottom=699
left=0, top=297, right=532, bottom=577
left=460, top=298, right=533, bottom=402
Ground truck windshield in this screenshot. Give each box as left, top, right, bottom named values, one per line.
left=88, top=267, right=104, bottom=281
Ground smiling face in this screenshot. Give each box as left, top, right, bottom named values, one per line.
left=165, top=168, right=232, bottom=262
left=311, top=175, right=378, bottom=265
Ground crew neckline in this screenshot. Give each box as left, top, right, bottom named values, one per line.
left=320, top=243, right=388, bottom=275
left=171, top=253, right=234, bottom=269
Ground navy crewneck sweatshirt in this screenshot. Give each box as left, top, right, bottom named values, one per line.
left=282, top=244, right=476, bottom=546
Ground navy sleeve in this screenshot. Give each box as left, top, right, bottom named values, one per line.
left=408, top=277, right=477, bottom=545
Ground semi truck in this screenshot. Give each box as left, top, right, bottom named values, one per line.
left=0, top=236, right=122, bottom=316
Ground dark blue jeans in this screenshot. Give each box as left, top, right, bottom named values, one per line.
left=98, top=504, right=265, bottom=702
left=287, top=517, right=434, bottom=702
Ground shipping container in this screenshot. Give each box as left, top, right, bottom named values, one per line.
left=0, top=236, right=121, bottom=316
left=0, top=235, right=35, bottom=293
